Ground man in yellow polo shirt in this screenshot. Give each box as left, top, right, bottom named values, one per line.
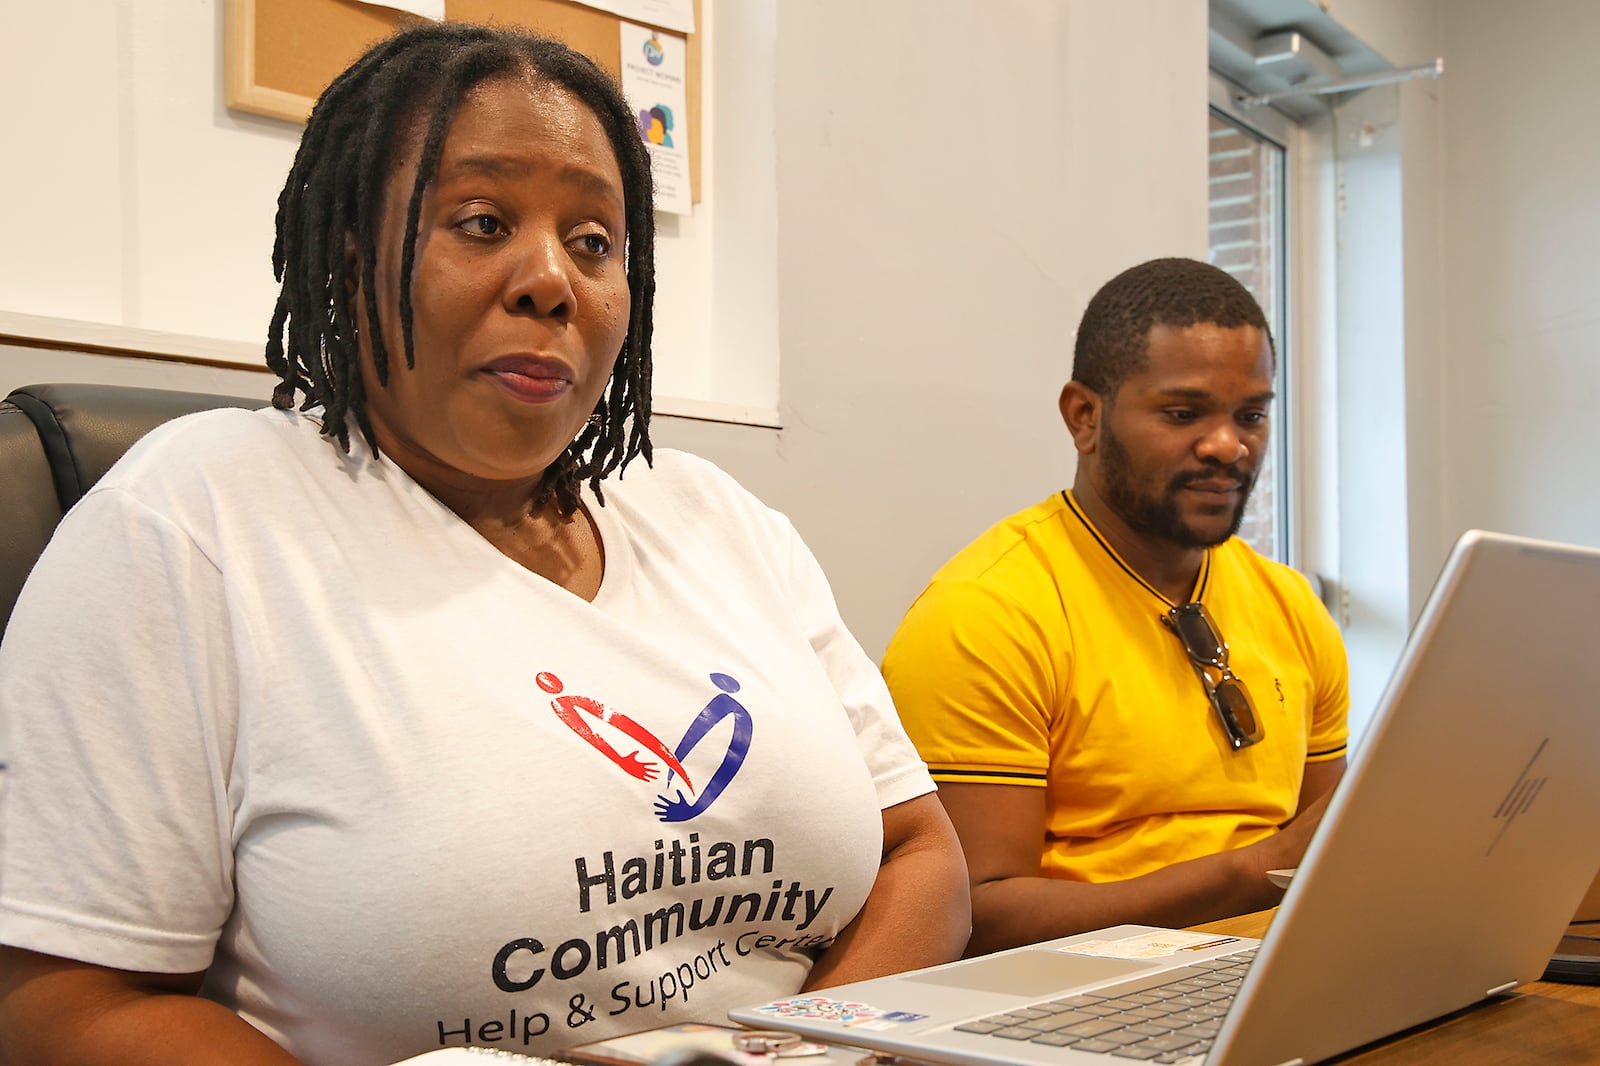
left=883, top=257, right=1348, bottom=955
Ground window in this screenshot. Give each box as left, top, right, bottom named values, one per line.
left=1207, top=105, right=1289, bottom=562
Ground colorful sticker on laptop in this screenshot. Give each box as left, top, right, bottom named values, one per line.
left=1060, top=930, right=1241, bottom=959
left=750, top=997, right=885, bottom=1025
left=751, top=998, right=931, bottom=1029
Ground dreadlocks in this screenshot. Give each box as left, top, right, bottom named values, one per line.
left=1071, top=257, right=1273, bottom=397
left=266, top=22, right=655, bottom=514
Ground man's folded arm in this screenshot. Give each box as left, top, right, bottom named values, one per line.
left=940, top=780, right=1333, bottom=956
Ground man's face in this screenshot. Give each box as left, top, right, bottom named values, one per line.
left=1092, top=322, right=1274, bottom=549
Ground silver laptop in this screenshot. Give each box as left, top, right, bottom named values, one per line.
left=731, top=529, right=1600, bottom=1066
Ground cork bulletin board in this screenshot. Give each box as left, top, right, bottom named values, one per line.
left=223, top=0, right=701, bottom=201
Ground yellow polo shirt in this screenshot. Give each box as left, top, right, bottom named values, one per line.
left=883, top=490, right=1348, bottom=884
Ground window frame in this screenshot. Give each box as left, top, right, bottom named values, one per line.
left=1206, top=76, right=1305, bottom=571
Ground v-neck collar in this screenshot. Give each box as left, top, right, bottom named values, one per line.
left=1060, top=489, right=1211, bottom=608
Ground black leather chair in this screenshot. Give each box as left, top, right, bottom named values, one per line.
left=0, top=383, right=259, bottom=636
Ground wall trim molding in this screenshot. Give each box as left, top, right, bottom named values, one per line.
left=0, top=311, right=780, bottom=429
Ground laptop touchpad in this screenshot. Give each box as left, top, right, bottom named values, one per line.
left=904, top=950, right=1156, bottom=998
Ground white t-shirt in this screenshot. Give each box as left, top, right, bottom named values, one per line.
left=0, top=408, right=933, bottom=1066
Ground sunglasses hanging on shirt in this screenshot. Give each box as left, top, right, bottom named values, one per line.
left=1163, top=601, right=1264, bottom=751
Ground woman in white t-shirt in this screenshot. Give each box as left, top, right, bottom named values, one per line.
left=0, top=23, right=969, bottom=1066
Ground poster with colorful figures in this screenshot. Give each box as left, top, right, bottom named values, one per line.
left=618, top=20, right=691, bottom=215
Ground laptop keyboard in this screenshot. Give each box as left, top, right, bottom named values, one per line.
left=951, top=949, right=1256, bottom=1062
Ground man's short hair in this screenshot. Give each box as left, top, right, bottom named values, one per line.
left=1071, top=257, right=1274, bottom=396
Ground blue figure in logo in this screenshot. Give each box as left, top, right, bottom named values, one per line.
left=654, top=673, right=753, bottom=822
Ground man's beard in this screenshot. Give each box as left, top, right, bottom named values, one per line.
left=1098, top=425, right=1257, bottom=549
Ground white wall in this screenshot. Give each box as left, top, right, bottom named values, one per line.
left=664, top=0, right=1209, bottom=655
left=1435, top=0, right=1600, bottom=550
left=0, top=4, right=298, bottom=338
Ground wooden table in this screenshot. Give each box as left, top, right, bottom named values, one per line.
left=1188, top=912, right=1600, bottom=1063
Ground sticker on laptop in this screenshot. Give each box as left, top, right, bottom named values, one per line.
left=1059, top=930, right=1241, bottom=960
left=750, top=998, right=927, bottom=1029
left=847, top=1011, right=931, bottom=1031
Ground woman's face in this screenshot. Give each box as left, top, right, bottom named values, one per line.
left=351, top=75, right=631, bottom=496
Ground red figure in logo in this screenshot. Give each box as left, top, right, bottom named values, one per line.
left=538, top=671, right=694, bottom=786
